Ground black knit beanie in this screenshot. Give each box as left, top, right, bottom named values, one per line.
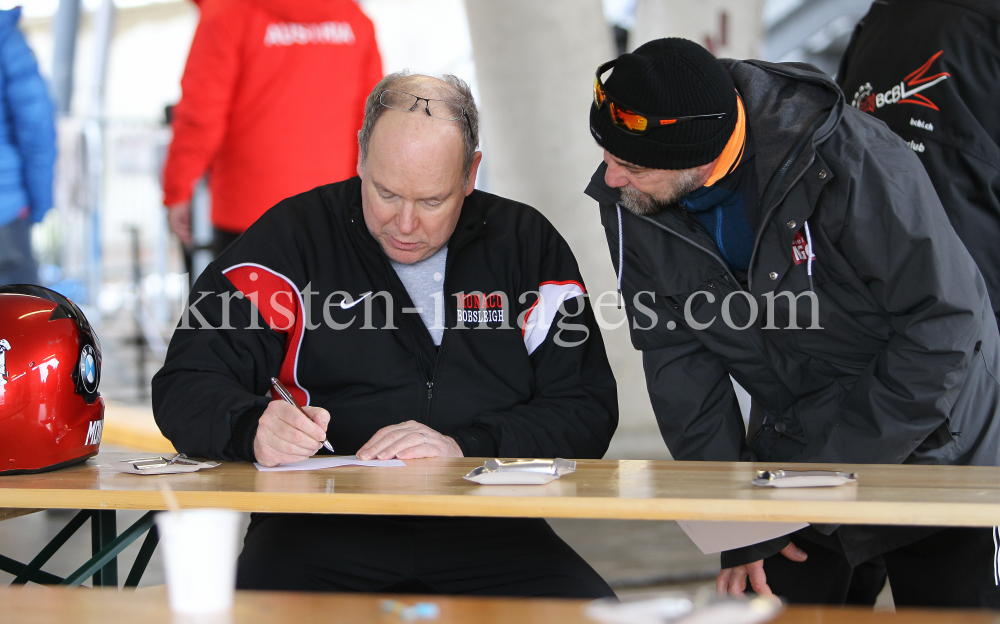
left=590, top=38, right=737, bottom=170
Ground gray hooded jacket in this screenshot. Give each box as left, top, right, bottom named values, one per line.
left=586, top=59, right=1000, bottom=564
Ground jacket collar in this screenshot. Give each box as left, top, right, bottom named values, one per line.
left=446, top=190, right=488, bottom=251
left=584, top=162, right=620, bottom=206
left=720, top=59, right=842, bottom=199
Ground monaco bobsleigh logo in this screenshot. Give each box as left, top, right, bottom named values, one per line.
left=457, top=292, right=506, bottom=325
left=85, top=419, right=103, bottom=446
left=0, top=338, right=10, bottom=386
left=851, top=50, right=951, bottom=113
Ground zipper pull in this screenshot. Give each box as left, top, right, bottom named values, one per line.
left=426, top=381, right=434, bottom=400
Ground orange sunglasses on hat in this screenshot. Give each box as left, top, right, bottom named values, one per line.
left=593, top=60, right=726, bottom=135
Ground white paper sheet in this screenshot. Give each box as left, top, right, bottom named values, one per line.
left=254, top=456, right=406, bottom=472
left=676, top=520, right=808, bottom=554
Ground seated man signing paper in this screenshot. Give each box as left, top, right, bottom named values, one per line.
left=152, top=73, right=619, bottom=597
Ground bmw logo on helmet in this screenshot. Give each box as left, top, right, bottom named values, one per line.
left=79, top=345, right=99, bottom=394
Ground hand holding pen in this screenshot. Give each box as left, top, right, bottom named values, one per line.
left=252, top=378, right=333, bottom=467
left=271, top=377, right=334, bottom=453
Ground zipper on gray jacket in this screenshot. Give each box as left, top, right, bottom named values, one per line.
left=638, top=206, right=789, bottom=443
left=637, top=214, right=741, bottom=287
left=746, top=113, right=827, bottom=290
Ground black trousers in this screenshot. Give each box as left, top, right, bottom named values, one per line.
left=236, top=514, right=616, bottom=599
left=764, top=527, right=1000, bottom=608
left=212, top=227, right=241, bottom=258
left=182, top=227, right=242, bottom=288
left=0, top=216, right=38, bottom=286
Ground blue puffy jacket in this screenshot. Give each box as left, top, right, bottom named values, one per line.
left=0, top=8, right=55, bottom=228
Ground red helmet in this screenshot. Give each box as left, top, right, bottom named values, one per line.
left=0, top=285, right=104, bottom=475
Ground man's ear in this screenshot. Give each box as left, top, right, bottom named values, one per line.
left=356, top=129, right=365, bottom=179
left=463, top=151, right=483, bottom=196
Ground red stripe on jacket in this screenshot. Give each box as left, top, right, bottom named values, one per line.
left=223, top=263, right=309, bottom=405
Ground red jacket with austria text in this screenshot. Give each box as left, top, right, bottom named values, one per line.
left=162, top=0, right=383, bottom=233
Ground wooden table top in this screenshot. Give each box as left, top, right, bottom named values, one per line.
left=0, top=587, right=996, bottom=624
left=2, top=453, right=1000, bottom=526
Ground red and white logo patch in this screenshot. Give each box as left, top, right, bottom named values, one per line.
left=792, top=231, right=812, bottom=265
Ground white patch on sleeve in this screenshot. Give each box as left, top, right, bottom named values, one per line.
left=522, top=281, right=585, bottom=355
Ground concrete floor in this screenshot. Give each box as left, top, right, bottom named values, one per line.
left=0, top=509, right=893, bottom=606
left=0, top=507, right=717, bottom=592
left=550, top=519, right=719, bottom=589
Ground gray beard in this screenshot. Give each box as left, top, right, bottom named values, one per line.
left=617, top=168, right=704, bottom=216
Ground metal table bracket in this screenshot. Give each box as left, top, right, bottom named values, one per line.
left=0, top=510, right=159, bottom=589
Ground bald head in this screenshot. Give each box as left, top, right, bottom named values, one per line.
left=358, top=71, right=480, bottom=181
left=388, top=74, right=457, bottom=101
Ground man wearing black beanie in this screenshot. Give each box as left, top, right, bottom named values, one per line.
left=585, top=38, right=1000, bottom=608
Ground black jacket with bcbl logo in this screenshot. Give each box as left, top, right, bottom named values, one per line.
left=152, top=177, right=618, bottom=463
left=838, top=0, right=1000, bottom=321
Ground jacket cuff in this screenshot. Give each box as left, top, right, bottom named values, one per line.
left=451, top=426, right=499, bottom=458
left=163, top=189, right=193, bottom=208
left=720, top=535, right=792, bottom=568
left=230, top=404, right=267, bottom=462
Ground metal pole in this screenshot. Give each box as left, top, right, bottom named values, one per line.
left=130, top=225, right=147, bottom=399
left=51, top=0, right=81, bottom=115
left=88, top=0, right=114, bottom=116
left=82, top=121, right=103, bottom=308
left=83, top=0, right=115, bottom=308
left=154, top=178, right=169, bottom=325
left=89, top=510, right=117, bottom=587
left=190, top=179, right=213, bottom=282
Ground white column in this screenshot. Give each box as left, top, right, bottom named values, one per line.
left=632, top=0, right=763, bottom=58
left=464, top=0, right=666, bottom=459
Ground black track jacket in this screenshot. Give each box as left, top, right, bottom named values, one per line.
left=838, top=0, right=1000, bottom=321
left=153, top=177, right=618, bottom=462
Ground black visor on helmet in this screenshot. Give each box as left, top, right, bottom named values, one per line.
left=0, top=284, right=102, bottom=403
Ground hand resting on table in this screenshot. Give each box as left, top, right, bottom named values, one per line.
left=358, top=420, right=463, bottom=460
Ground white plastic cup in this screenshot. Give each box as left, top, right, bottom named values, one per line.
left=155, top=509, right=241, bottom=615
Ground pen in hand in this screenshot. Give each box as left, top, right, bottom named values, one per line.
left=270, top=377, right=334, bottom=454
